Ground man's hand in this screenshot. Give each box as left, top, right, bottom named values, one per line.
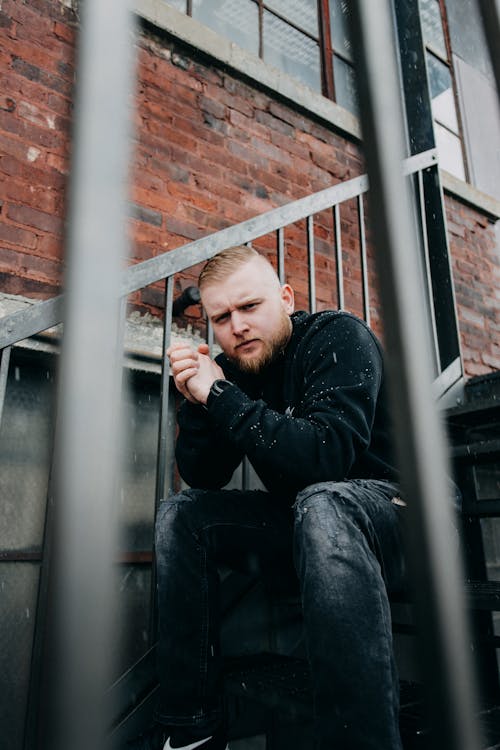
left=167, top=341, right=225, bottom=405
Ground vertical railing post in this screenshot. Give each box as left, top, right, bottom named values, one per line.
left=276, top=227, right=285, bottom=284
left=357, top=194, right=370, bottom=325
left=333, top=204, right=345, bottom=310
left=0, top=345, right=11, bottom=427
left=50, top=1, right=136, bottom=749
left=307, top=216, right=316, bottom=313
left=349, top=2, right=482, bottom=749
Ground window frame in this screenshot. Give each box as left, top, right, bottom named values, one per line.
left=422, top=0, right=469, bottom=180
left=182, top=0, right=358, bottom=111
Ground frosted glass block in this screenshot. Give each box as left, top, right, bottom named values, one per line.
left=266, top=0, right=318, bottom=38
left=0, top=564, right=39, bottom=750
left=329, top=0, right=353, bottom=61
left=0, top=354, right=55, bottom=553
left=192, top=0, right=259, bottom=56
left=420, top=0, right=447, bottom=57
left=263, top=10, right=321, bottom=92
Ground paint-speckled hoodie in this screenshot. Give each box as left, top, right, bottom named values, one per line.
left=175, top=310, right=397, bottom=500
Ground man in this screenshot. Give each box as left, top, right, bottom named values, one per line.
left=132, top=245, right=405, bottom=750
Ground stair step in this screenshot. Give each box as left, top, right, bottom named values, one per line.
left=225, top=654, right=500, bottom=748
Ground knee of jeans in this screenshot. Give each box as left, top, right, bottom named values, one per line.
left=154, top=490, right=199, bottom=551
left=294, top=481, right=356, bottom=515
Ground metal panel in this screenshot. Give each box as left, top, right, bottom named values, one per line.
left=350, top=2, right=482, bottom=749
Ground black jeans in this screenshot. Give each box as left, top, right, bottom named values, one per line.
left=154, top=479, right=405, bottom=749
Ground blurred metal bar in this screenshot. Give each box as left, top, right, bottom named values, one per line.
left=307, top=215, right=316, bottom=313
left=276, top=227, right=285, bottom=284
left=357, top=194, right=370, bottom=325
left=333, top=204, right=344, bottom=310
left=349, top=2, right=482, bottom=750
left=0, top=345, right=11, bottom=427
left=155, top=276, right=175, bottom=509
left=51, top=1, right=136, bottom=749
left=478, top=0, right=500, bottom=96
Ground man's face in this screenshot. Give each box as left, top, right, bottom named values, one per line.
left=200, top=257, right=295, bottom=374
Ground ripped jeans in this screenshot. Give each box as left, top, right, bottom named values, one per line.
left=154, top=479, right=405, bottom=749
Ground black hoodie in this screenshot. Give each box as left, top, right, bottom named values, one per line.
left=175, top=310, right=397, bottom=501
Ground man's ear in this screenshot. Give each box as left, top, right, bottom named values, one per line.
left=280, top=284, right=295, bottom=314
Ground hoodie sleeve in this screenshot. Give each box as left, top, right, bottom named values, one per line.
left=175, top=399, right=245, bottom=489
left=204, top=314, right=384, bottom=497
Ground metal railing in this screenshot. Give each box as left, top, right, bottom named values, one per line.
left=0, top=148, right=440, bottom=511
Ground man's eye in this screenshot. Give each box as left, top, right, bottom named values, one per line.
left=242, top=303, right=257, bottom=310
left=214, top=314, right=229, bottom=324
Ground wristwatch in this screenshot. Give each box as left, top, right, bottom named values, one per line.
left=209, top=379, right=234, bottom=398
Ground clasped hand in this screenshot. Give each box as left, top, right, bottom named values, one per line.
left=167, top=341, right=225, bottom=405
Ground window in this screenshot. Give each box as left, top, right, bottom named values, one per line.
left=164, top=0, right=359, bottom=115
left=419, top=0, right=466, bottom=180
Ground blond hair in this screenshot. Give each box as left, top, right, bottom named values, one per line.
left=198, top=246, right=277, bottom=290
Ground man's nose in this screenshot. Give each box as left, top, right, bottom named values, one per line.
left=231, top=311, right=249, bottom=335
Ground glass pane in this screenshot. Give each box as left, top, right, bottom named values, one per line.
left=263, top=10, right=321, bottom=92
left=192, top=0, right=259, bottom=57
left=333, top=55, right=358, bottom=115
left=0, top=351, right=55, bottom=553
left=265, top=0, right=318, bottom=38
left=419, top=0, right=447, bottom=57
left=118, top=373, right=175, bottom=553
left=329, top=0, right=353, bottom=61
left=435, top=122, right=466, bottom=180
left=112, top=565, right=152, bottom=679
left=426, top=52, right=459, bottom=132
left=163, top=0, right=188, bottom=11
left=0, top=563, right=39, bottom=750
left=445, top=0, right=494, bottom=83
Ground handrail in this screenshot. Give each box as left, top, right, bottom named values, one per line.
left=0, top=149, right=437, bottom=352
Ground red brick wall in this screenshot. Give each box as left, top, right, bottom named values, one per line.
left=446, top=194, right=500, bottom=377
left=0, top=2, right=498, bottom=379
left=0, top=0, right=75, bottom=298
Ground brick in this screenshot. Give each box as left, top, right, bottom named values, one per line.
left=0, top=220, right=37, bottom=249
left=53, top=20, right=76, bottom=45
left=0, top=11, right=13, bottom=29
left=0, top=109, right=60, bottom=150
left=199, top=95, right=226, bottom=120
left=7, top=203, right=62, bottom=234
left=128, top=202, right=162, bottom=227
left=5, top=180, right=60, bottom=216
left=0, top=270, right=60, bottom=298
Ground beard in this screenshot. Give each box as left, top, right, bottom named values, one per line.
left=226, top=312, right=292, bottom=375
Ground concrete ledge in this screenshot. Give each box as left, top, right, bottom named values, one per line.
left=0, top=293, right=206, bottom=372
left=441, top=170, right=500, bottom=221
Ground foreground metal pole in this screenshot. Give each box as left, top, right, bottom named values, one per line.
left=349, top=3, right=482, bottom=750
left=478, top=0, right=500, bottom=97
left=51, top=1, right=135, bottom=749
